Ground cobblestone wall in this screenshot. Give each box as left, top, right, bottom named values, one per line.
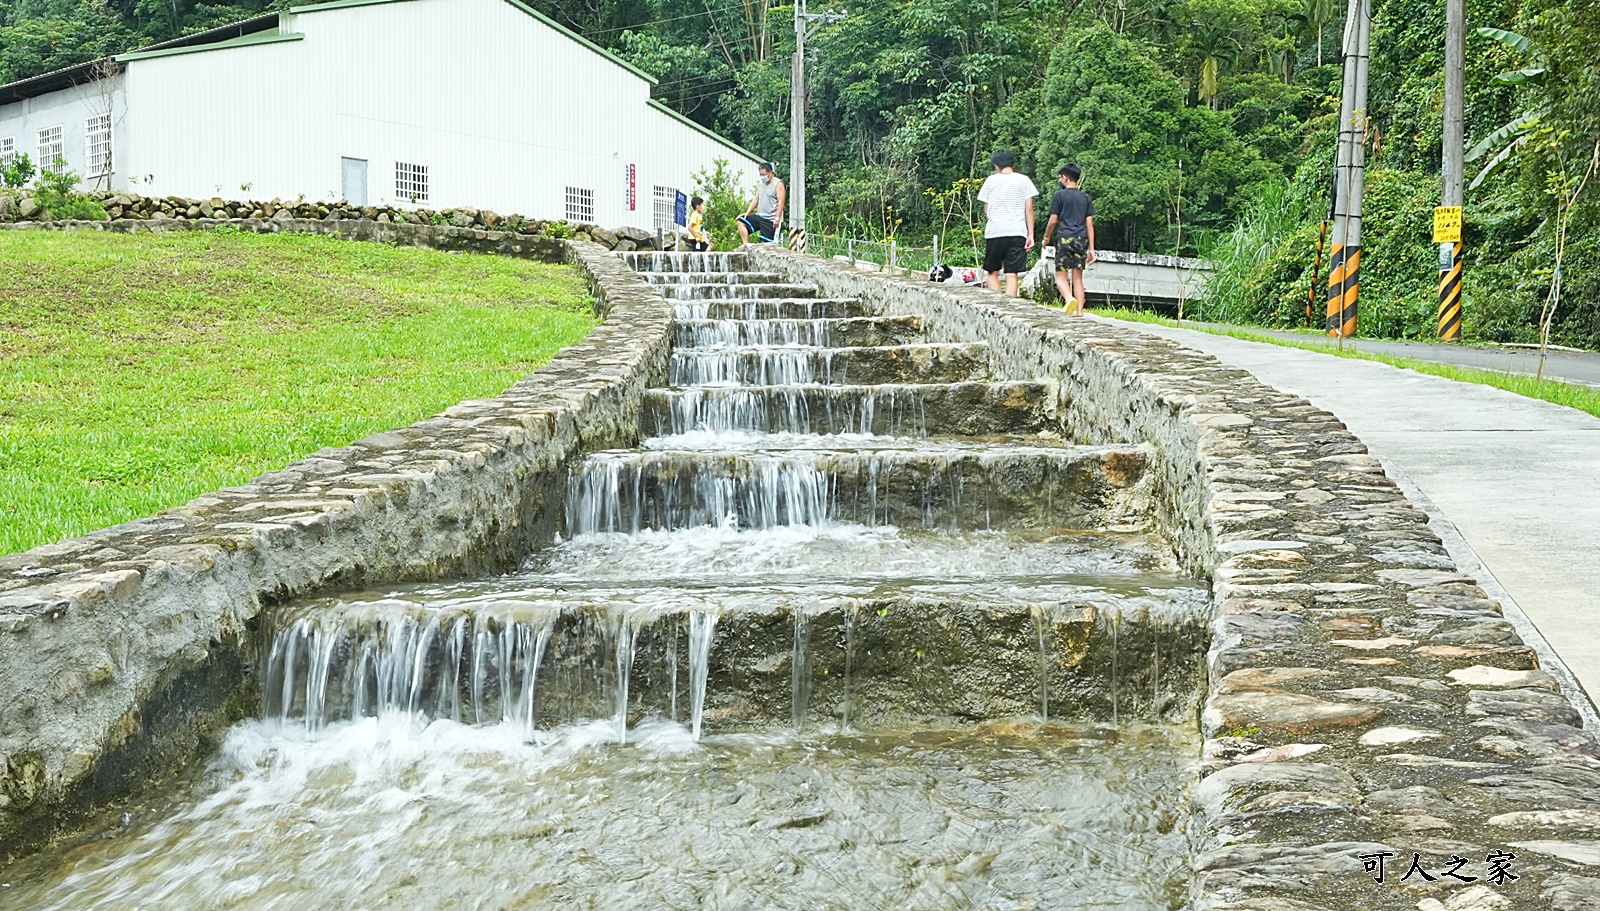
left=753, top=247, right=1600, bottom=911
left=0, top=222, right=674, bottom=860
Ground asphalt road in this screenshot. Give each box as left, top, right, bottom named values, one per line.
left=1179, top=321, right=1600, bottom=388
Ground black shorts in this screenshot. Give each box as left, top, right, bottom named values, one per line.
left=690, top=239, right=710, bottom=252
left=738, top=215, right=776, bottom=242
left=1056, top=234, right=1088, bottom=271
left=983, top=236, right=1028, bottom=275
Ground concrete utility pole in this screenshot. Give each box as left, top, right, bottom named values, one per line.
left=1327, top=0, right=1371, bottom=340
left=789, top=0, right=844, bottom=251
left=1437, top=0, right=1466, bottom=340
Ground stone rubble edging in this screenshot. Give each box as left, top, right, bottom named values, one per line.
left=0, top=220, right=675, bottom=861
left=750, top=246, right=1600, bottom=911
left=0, top=189, right=670, bottom=251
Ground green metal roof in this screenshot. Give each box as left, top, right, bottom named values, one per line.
left=116, top=29, right=303, bottom=62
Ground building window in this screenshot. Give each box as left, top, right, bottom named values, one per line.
left=653, top=185, right=678, bottom=232
left=395, top=162, right=429, bottom=204
left=565, top=186, right=595, bottom=223
left=37, top=125, right=64, bottom=174
left=85, top=114, right=113, bottom=178
left=0, top=137, right=14, bottom=169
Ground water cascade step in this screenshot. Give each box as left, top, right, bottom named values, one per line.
left=260, top=249, right=1208, bottom=741
left=643, top=382, right=1055, bottom=437
left=673, top=315, right=926, bottom=348
left=563, top=444, right=1150, bottom=533
left=668, top=342, right=991, bottom=386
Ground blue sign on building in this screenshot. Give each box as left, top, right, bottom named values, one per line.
left=674, top=191, right=688, bottom=227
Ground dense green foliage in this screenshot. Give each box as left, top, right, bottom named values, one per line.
left=0, top=229, right=595, bottom=555
left=2, top=0, right=1596, bottom=344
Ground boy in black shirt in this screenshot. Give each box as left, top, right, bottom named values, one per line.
left=1042, top=162, right=1096, bottom=315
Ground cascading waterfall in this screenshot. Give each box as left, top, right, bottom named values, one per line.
left=2, top=248, right=1218, bottom=911
left=1032, top=604, right=1051, bottom=723
left=791, top=611, right=812, bottom=730
left=612, top=611, right=641, bottom=743
left=675, top=319, right=832, bottom=348
left=669, top=346, right=828, bottom=386
left=687, top=610, right=717, bottom=740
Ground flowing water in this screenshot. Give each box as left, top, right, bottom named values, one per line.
left=0, top=251, right=1209, bottom=910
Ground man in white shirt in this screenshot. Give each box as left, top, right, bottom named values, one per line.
left=976, top=148, right=1037, bottom=297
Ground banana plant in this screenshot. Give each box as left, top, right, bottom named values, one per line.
left=1466, top=26, right=1547, bottom=190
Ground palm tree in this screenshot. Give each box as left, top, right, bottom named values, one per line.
left=1305, top=0, right=1338, bottom=67
left=1191, top=24, right=1240, bottom=108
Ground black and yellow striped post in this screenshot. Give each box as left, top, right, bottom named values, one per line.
left=788, top=227, right=808, bottom=253
left=1326, top=244, right=1360, bottom=338
left=1434, top=206, right=1463, bottom=340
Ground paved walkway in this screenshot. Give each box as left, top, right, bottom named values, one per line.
left=1099, top=316, right=1600, bottom=715
left=1181, top=321, right=1600, bottom=388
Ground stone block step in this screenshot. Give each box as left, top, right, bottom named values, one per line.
left=642, top=271, right=790, bottom=286
left=672, top=298, right=868, bottom=320
left=263, top=581, right=1209, bottom=733
left=642, top=381, right=1055, bottom=437
left=658, top=283, right=820, bottom=300
left=619, top=251, right=750, bottom=273
left=565, top=444, right=1150, bottom=534
left=668, top=343, right=990, bottom=386
left=673, top=316, right=925, bottom=349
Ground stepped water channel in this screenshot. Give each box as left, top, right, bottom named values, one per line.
left=2, top=252, right=1214, bottom=910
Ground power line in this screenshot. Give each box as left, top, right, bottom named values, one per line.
left=574, top=2, right=751, bottom=38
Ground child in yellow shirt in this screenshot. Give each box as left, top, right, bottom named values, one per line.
left=688, top=196, right=710, bottom=251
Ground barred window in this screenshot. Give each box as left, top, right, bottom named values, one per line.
left=37, top=125, right=64, bottom=174
left=395, top=162, right=429, bottom=204
left=653, top=185, right=678, bottom=232
left=0, top=137, right=14, bottom=168
left=565, top=186, right=595, bottom=223
left=85, top=114, right=113, bottom=177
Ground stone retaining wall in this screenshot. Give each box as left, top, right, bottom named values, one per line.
left=0, top=222, right=675, bottom=860
left=0, top=188, right=671, bottom=250
left=752, top=247, right=1600, bottom=911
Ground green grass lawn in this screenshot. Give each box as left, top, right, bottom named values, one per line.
left=1, top=229, right=597, bottom=556
left=1090, top=306, right=1600, bottom=421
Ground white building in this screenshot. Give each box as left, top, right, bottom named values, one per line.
left=0, top=0, right=762, bottom=228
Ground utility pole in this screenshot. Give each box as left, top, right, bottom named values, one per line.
left=1327, top=0, right=1371, bottom=341
left=789, top=0, right=844, bottom=251
left=1436, top=0, right=1466, bottom=340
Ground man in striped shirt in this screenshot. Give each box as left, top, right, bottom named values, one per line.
left=977, top=148, right=1038, bottom=297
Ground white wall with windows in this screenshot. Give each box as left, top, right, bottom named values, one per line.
left=0, top=76, right=127, bottom=188
left=110, top=0, right=757, bottom=223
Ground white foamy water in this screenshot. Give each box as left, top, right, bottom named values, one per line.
left=0, top=717, right=1198, bottom=911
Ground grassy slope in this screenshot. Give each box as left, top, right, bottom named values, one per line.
left=0, top=229, right=597, bottom=555
left=1091, top=306, right=1600, bottom=420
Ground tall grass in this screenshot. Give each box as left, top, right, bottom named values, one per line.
left=1191, top=181, right=1313, bottom=325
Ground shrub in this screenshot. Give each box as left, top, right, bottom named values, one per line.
left=691, top=158, right=749, bottom=248
left=34, top=166, right=108, bottom=221
left=2, top=153, right=35, bottom=189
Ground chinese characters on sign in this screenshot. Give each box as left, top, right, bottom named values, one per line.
left=625, top=163, right=637, bottom=212
left=1359, top=851, right=1519, bottom=887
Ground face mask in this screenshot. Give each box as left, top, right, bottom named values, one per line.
left=760, top=175, right=771, bottom=184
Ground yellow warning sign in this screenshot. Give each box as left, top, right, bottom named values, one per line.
left=1433, top=206, right=1463, bottom=243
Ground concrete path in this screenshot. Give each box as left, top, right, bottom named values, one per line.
left=1099, top=316, right=1600, bottom=713
left=1180, top=321, right=1600, bottom=388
